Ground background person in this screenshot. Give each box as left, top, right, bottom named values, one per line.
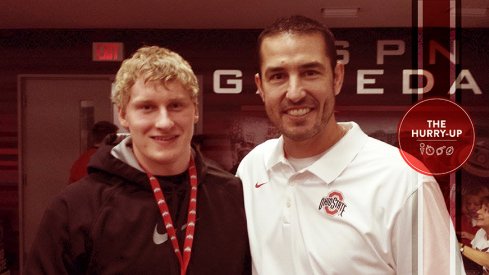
left=460, top=187, right=483, bottom=246
left=69, top=120, right=119, bottom=183
left=25, top=46, right=250, bottom=275
left=460, top=195, right=489, bottom=275
left=236, top=15, right=464, bottom=275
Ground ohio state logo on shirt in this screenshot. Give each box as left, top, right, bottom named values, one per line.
left=318, top=191, right=347, bottom=217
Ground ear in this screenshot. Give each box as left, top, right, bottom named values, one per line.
left=254, top=73, right=265, bottom=102
left=193, top=103, right=200, bottom=124
left=333, top=62, right=345, bottom=96
left=118, top=107, right=129, bottom=128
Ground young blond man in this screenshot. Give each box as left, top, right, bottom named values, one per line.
left=26, top=46, right=250, bottom=275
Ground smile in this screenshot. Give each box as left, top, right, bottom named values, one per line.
left=152, top=135, right=178, bottom=142
left=286, top=108, right=311, bottom=116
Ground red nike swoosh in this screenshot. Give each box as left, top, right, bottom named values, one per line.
left=255, top=182, right=267, bottom=188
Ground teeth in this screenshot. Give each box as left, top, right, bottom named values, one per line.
left=154, top=136, right=175, bottom=141
left=287, top=108, right=310, bottom=116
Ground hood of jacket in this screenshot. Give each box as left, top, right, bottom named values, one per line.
left=86, top=135, right=210, bottom=191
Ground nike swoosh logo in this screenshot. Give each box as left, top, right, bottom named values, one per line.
left=255, top=182, right=268, bottom=188
left=153, top=223, right=188, bottom=245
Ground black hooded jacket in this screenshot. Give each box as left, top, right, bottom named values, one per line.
left=25, top=138, right=251, bottom=275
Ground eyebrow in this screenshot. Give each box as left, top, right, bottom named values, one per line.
left=263, top=67, right=284, bottom=76
left=264, top=61, right=326, bottom=75
left=131, top=99, right=155, bottom=106
left=299, top=61, right=326, bottom=70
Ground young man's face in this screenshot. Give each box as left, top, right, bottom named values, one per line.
left=475, top=203, right=489, bottom=228
left=119, top=78, right=198, bottom=175
left=255, top=32, right=344, bottom=143
left=464, top=195, right=481, bottom=218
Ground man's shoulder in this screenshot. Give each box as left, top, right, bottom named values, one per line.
left=203, top=159, right=241, bottom=184
left=234, top=139, right=281, bottom=182
left=199, top=160, right=246, bottom=202
left=205, top=160, right=238, bottom=180
left=64, top=172, right=115, bottom=199
left=246, top=138, right=280, bottom=159
left=473, top=228, right=487, bottom=240
left=471, top=228, right=489, bottom=248
left=67, top=160, right=137, bottom=200
left=364, top=136, right=398, bottom=153
left=352, top=136, right=429, bottom=187
left=361, top=137, right=407, bottom=166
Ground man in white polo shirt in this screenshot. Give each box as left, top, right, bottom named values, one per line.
left=236, top=15, right=465, bottom=275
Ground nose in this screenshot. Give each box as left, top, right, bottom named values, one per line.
left=285, top=75, right=305, bottom=103
left=155, top=108, right=175, bottom=129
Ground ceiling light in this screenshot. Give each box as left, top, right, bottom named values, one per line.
left=321, top=8, right=359, bottom=18
left=450, top=7, right=488, bottom=17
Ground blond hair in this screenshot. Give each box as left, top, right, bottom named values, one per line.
left=112, top=46, right=199, bottom=112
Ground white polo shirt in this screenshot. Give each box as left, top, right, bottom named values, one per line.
left=471, top=229, right=489, bottom=274
left=471, top=228, right=489, bottom=251
left=237, top=122, right=464, bottom=275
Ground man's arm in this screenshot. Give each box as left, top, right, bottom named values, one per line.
left=392, top=175, right=466, bottom=275
left=460, top=244, right=489, bottom=269
left=421, top=176, right=466, bottom=275
left=24, top=197, right=85, bottom=275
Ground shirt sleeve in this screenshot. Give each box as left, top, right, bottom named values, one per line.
left=421, top=175, right=466, bottom=275
left=393, top=175, right=466, bottom=275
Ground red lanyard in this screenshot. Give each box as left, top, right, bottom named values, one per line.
left=145, top=157, right=198, bottom=275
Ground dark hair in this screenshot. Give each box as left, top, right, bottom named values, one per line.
left=92, top=121, right=118, bottom=143
left=481, top=195, right=489, bottom=208
left=257, top=15, right=338, bottom=72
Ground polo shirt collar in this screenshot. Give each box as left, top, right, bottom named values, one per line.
left=265, top=122, right=369, bottom=184
left=265, top=136, right=287, bottom=171
left=309, top=122, right=368, bottom=183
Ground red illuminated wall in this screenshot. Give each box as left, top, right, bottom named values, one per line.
left=0, top=28, right=488, bottom=273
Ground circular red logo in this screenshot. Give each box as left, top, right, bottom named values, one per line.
left=325, top=191, right=344, bottom=215
left=398, top=98, right=475, bottom=175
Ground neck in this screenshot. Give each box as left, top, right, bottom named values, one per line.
left=136, top=148, right=192, bottom=176
left=284, top=122, right=345, bottom=158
